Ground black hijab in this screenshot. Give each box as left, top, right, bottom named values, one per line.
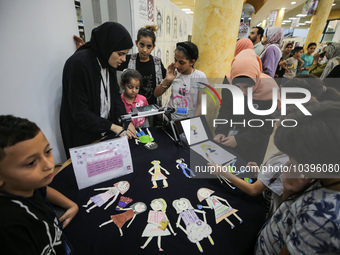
left=79, top=22, right=133, bottom=68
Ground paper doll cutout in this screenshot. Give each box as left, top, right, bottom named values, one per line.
left=176, top=158, right=195, bottom=178
left=82, top=181, right=130, bottom=213
left=215, top=158, right=237, bottom=189
left=149, top=160, right=170, bottom=189
left=99, top=202, right=147, bottom=236
left=172, top=198, right=214, bottom=253
left=197, top=188, right=243, bottom=229
left=141, top=198, right=176, bottom=251
left=116, top=196, right=133, bottom=211
left=135, top=128, right=158, bottom=150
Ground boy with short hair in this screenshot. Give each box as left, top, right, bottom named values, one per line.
left=0, top=115, right=78, bottom=254
left=279, top=46, right=304, bottom=79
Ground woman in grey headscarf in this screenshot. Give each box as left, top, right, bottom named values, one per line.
left=260, top=26, right=284, bottom=78
left=320, top=42, right=340, bottom=79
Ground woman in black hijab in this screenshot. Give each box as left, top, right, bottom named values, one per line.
left=60, top=22, right=136, bottom=158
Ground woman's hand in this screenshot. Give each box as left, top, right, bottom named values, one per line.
left=59, top=202, right=79, bottom=228
left=213, top=134, right=226, bottom=144
left=220, top=136, right=237, bottom=148
left=313, top=53, right=320, bottom=65
left=126, top=123, right=137, bottom=139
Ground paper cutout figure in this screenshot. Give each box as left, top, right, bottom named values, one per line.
left=135, top=128, right=158, bottom=150
left=82, top=181, right=130, bottom=213
left=176, top=158, right=195, bottom=178
left=149, top=160, right=170, bottom=189
left=116, top=196, right=133, bottom=211
left=197, top=188, right=243, bottom=229
left=215, top=158, right=237, bottom=189
left=99, top=202, right=147, bottom=236
left=141, top=198, right=176, bottom=251
left=172, top=198, right=214, bottom=253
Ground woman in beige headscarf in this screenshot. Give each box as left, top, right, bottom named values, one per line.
left=214, top=49, right=280, bottom=165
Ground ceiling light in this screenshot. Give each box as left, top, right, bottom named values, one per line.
left=298, top=23, right=305, bottom=25
left=332, top=3, right=336, bottom=6
left=185, top=11, right=194, bottom=14
left=297, top=14, right=307, bottom=17
left=305, top=21, right=311, bottom=23
left=181, top=8, right=191, bottom=11
left=282, top=23, right=286, bottom=25
left=283, top=20, right=292, bottom=22
left=291, top=1, right=296, bottom=4
left=289, top=17, right=297, bottom=19
left=281, top=8, right=286, bottom=10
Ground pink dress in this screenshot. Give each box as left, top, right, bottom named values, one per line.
left=142, top=211, right=171, bottom=237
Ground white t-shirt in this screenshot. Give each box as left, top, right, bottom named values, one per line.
left=283, top=57, right=298, bottom=78
left=258, top=152, right=289, bottom=218
left=167, top=69, right=208, bottom=120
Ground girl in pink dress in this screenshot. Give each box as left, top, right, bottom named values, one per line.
left=141, top=198, right=176, bottom=251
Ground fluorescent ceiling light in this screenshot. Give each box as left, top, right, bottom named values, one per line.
left=332, top=3, right=336, bottom=6
left=289, top=17, right=297, bottom=19
left=298, top=23, right=305, bottom=25
left=185, top=11, right=194, bottom=14
left=281, top=8, right=286, bottom=10
left=297, top=14, right=307, bottom=17
left=283, top=20, right=292, bottom=22
left=291, top=1, right=296, bottom=4
left=182, top=8, right=191, bottom=11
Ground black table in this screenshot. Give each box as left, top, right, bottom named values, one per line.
left=50, top=128, right=266, bottom=255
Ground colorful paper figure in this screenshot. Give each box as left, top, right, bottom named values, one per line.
left=82, top=181, right=130, bottom=213
left=135, top=128, right=158, bottom=150
left=197, top=188, right=243, bottom=229
left=172, top=198, right=214, bottom=253
left=99, top=202, right=147, bottom=236
left=176, top=158, right=195, bottom=178
left=149, top=160, right=170, bottom=189
left=116, top=196, right=133, bottom=211
left=141, top=198, right=176, bottom=251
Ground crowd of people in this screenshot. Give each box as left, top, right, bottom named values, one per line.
left=1, top=21, right=340, bottom=255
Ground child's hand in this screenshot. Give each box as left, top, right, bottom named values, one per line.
left=166, top=63, right=177, bottom=82
left=59, top=202, right=79, bottom=228
left=207, top=162, right=221, bottom=176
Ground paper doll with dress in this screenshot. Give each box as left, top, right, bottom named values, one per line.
left=197, top=188, right=243, bottom=229
left=141, top=198, right=176, bottom=251
left=172, top=198, right=214, bottom=253
left=176, top=158, right=195, bottom=178
left=99, top=202, right=147, bottom=236
left=82, top=181, right=130, bottom=213
left=149, top=160, right=170, bottom=189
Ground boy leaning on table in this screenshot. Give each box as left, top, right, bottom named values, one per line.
left=0, top=115, right=78, bottom=255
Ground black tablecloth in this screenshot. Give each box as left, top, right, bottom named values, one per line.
left=50, top=128, right=266, bottom=255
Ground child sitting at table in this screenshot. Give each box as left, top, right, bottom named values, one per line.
left=0, top=115, right=78, bottom=254
left=120, top=69, right=148, bottom=128
left=255, top=101, right=340, bottom=255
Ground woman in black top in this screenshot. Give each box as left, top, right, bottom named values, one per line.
left=60, top=22, right=136, bottom=157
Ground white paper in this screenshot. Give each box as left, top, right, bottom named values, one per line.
left=191, top=140, right=236, bottom=165
left=70, top=137, right=133, bottom=189
left=181, top=117, right=209, bottom=145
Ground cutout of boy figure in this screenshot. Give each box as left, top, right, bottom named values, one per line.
left=0, top=115, right=78, bottom=254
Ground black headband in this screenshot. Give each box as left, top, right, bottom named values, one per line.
left=176, top=42, right=197, bottom=60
